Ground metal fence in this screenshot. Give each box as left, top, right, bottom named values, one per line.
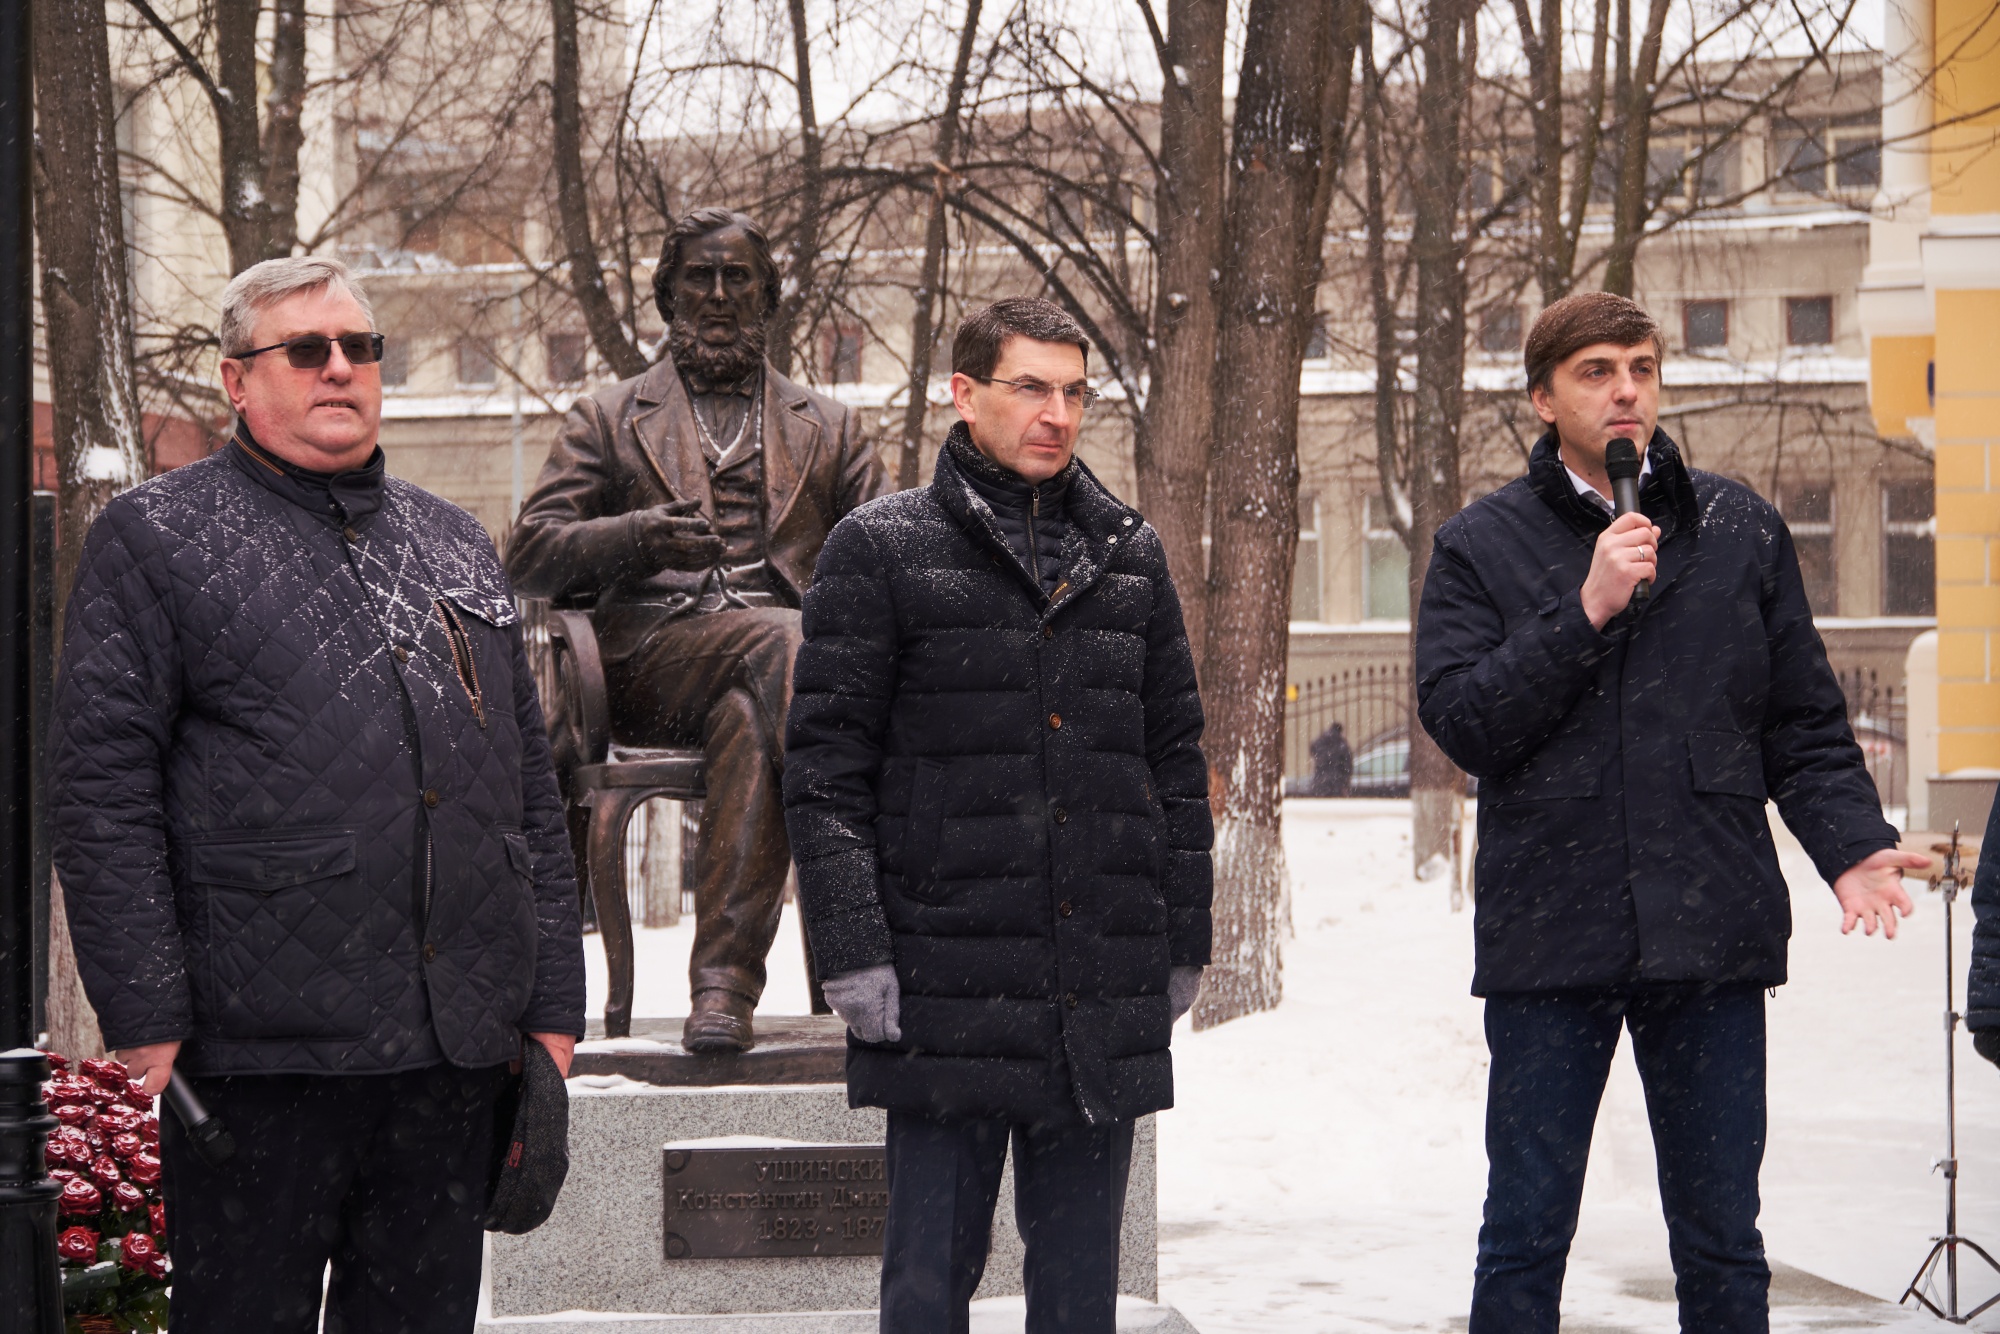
left=1282, top=665, right=1413, bottom=797
left=1836, top=667, right=1908, bottom=812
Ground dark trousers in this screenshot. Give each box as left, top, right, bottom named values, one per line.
left=607, top=606, right=799, bottom=1002
left=160, top=1063, right=508, bottom=1334
left=880, top=1112, right=1134, bottom=1334
left=1470, top=983, right=1770, bottom=1334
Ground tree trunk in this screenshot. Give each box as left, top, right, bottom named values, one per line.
left=1600, top=0, right=1670, bottom=296
left=768, top=0, right=825, bottom=380
left=259, top=0, right=309, bottom=261
left=1407, top=0, right=1473, bottom=879
left=895, top=0, right=984, bottom=491
left=32, top=0, right=147, bottom=1057
left=552, top=0, right=648, bottom=379
left=1193, top=0, right=1343, bottom=1029
left=213, top=0, right=269, bottom=273
left=1134, top=0, right=1227, bottom=665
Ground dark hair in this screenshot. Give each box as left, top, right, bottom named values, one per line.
left=952, top=298, right=1090, bottom=381
left=1523, top=292, right=1662, bottom=393
left=653, top=207, right=781, bottom=324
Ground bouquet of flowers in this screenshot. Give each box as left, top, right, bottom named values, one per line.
left=40, top=1053, right=171, bottom=1334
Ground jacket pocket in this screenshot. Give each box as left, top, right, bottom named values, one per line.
left=1479, top=738, right=1604, bottom=805
left=1688, top=730, right=1765, bottom=800
left=187, top=830, right=370, bottom=1041
left=904, top=759, right=949, bottom=899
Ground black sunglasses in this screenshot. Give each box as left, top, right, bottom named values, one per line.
left=231, top=332, right=386, bottom=369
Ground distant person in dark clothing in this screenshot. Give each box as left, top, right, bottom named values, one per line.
left=784, top=298, right=1212, bottom=1333
left=1306, top=722, right=1353, bottom=797
left=1414, top=292, right=1927, bottom=1334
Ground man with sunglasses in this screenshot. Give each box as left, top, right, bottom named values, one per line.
left=50, top=256, right=585, bottom=1332
left=784, top=298, right=1212, bottom=1332
left=508, top=207, right=889, bottom=1053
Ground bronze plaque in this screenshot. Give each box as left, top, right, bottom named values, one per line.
left=662, top=1144, right=889, bottom=1259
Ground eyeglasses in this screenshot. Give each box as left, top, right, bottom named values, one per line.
left=973, top=376, right=1101, bottom=411
left=230, top=332, right=386, bottom=369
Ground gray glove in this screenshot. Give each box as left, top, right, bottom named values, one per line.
left=631, top=501, right=726, bottom=573
left=821, top=964, right=902, bottom=1044
left=1169, top=965, right=1204, bottom=1023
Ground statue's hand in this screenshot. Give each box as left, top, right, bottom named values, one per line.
left=631, top=502, right=726, bottom=572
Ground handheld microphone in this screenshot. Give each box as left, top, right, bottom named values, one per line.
left=1603, top=436, right=1649, bottom=604
left=164, top=1072, right=237, bottom=1168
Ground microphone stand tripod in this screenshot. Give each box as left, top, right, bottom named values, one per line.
left=1901, top=825, right=2000, bottom=1323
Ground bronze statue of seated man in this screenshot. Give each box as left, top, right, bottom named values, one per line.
left=506, top=207, right=889, bottom=1053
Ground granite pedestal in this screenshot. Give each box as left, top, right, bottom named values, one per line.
left=477, top=1017, right=1187, bottom=1332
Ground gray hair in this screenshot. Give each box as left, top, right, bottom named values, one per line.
left=218, top=256, right=376, bottom=357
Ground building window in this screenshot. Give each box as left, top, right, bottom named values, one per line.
left=546, top=332, right=587, bottom=385
left=1683, top=300, right=1728, bottom=350
left=1882, top=481, right=1935, bottom=616
left=1781, top=482, right=1836, bottom=616
left=1786, top=296, right=1833, bottom=348
left=1303, top=313, right=1332, bottom=361
left=1478, top=306, right=1523, bottom=353
left=379, top=337, right=410, bottom=388
left=1775, top=121, right=1828, bottom=195
left=457, top=339, right=496, bottom=387
left=826, top=326, right=863, bottom=384
left=1363, top=494, right=1408, bottom=621
left=1832, top=129, right=1882, bottom=190
left=1292, top=493, right=1321, bottom=622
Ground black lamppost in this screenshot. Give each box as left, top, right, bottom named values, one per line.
left=0, top=7, right=63, bottom=1333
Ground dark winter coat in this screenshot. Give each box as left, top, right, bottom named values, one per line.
left=51, top=438, right=586, bottom=1076
left=1416, top=431, right=1897, bottom=995
left=782, top=426, right=1213, bottom=1126
left=1966, top=794, right=2000, bottom=1032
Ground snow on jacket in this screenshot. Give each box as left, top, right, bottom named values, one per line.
left=1416, top=430, right=1897, bottom=995
left=783, top=427, right=1213, bottom=1125
left=51, top=439, right=585, bottom=1075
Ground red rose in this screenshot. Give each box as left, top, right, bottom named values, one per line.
left=138, top=1115, right=159, bottom=1144
left=81, top=1059, right=127, bottom=1090
left=46, top=1127, right=90, bottom=1166
left=46, top=1052, right=69, bottom=1073
left=111, top=1181, right=146, bottom=1213
left=82, top=1084, right=118, bottom=1107
left=83, top=1129, right=106, bottom=1151
left=47, top=1079, right=92, bottom=1105
left=47, top=1168, right=78, bottom=1185
left=122, top=1088, right=154, bottom=1111
left=58, top=1176, right=101, bottom=1217
left=88, top=1155, right=120, bottom=1188
left=118, top=1231, right=158, bottom=1272
left=128, top=1153, right=161, bottom=1185
left=110, top=1132, right=143, bottom=1162
left=148, top=1201, right=166, bottom=1236
left=145, top=1253, right=170, bottom=1280
left=51, top=1103, right=93, bottom=1128
left=55, top=1226, right=97, bottom=1264
left=95, top=1105, right=141, bottom=1135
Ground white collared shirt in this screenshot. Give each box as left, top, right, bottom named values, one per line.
left=1565, top=451, right=1653, bottom=516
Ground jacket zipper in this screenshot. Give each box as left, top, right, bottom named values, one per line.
left=1027, top=488, right=1042, bottom=598
left=433, top=599, right=486, bottom=728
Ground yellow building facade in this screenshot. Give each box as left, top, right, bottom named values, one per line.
left=1860, top=0, right=2000, bottom=796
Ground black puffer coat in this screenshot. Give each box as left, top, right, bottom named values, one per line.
left=1417, top=431, right=1897, bottom=995
left=783, top=428, right=1212, bottom=1126
left=51, top=441, right=585, bottom=1075
left=1966, top=793, right=2000, bottom=1032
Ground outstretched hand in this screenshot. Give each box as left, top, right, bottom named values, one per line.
left=1830, top=847, right=1928, bottom=939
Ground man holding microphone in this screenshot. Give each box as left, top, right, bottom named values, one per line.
left=1415, top=292, right=1926, bottom=1333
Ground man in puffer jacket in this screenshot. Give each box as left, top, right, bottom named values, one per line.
left=783, top=298, right=1212, bottom=1334
left=50, top=256, right=584, bottom=1333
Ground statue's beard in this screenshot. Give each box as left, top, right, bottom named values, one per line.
left=667, top=316, right=767, bottom=386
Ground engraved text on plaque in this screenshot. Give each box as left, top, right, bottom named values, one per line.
left=662, top=1145, right=890, bottom=1259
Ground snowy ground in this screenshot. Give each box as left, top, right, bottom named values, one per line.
left=584, top=800, right=2000, bottom=1331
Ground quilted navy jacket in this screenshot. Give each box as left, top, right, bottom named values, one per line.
left=783, top=429, right=1213, bottom=1126
left=1417, top=431, right=1897, bottom=994
left=51, top=440, right=585, bottom=1075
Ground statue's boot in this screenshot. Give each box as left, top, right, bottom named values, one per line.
left=684, top=988, right=756, bottom=1052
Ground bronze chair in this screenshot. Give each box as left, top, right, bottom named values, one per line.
left=541, top=609, right=705, bottom=1040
